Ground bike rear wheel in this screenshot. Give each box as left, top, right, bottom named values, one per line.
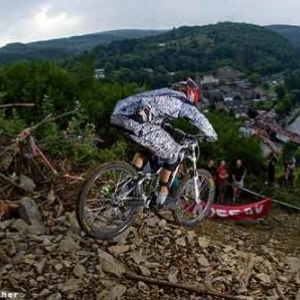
left=173, top=169, right=215, bottom=228
left=76, top=162, right=140, bottom=240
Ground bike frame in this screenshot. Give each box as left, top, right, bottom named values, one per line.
left=118, top=136, right=201, bottom=208
left=17, top=129, right=84, bottom=182
left=19, top=129, right=58, bottom=175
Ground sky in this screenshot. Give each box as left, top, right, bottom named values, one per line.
left=0, top=0, right=300, bottom=47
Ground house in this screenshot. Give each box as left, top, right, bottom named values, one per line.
left=224, top=97, right=233, bottom=102
left=144, top=68, right=154, bottom=74
left=254, top=87, right=267, bottom=100
left=201, top=75, right=220, bottom=86
left=94, top=68, right=105, bottom=79
left=234, top=80, right=251, bottom=89
left=215, top=66, right=244, bottom=83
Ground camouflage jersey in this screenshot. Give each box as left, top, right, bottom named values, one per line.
left=110, top=88, right=217, bottom=164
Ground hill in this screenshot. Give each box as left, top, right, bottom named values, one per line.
left=0, top=29, right=165, bottom=66
left=267, top=25, right=300, bottom=48
left=93, top=22, right=296, bottom=75
left=0, top=22, right=298, bottom=74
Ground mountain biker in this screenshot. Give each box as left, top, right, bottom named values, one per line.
left=110, top=78, right=218, bottom=209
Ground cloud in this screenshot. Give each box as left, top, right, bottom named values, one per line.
left=31, top=4, right=81, bottom=37
left=0, top=2, right=82, bottom=46
left=1, top=0, right=300, bottom=47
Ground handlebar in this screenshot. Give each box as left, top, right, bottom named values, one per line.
left=163, top=123, right=208, bottom=143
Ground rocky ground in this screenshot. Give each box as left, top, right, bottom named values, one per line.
left=1, top=195, right=300, bottom=300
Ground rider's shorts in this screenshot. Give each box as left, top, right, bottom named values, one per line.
left=111, top=115, right=181, bottom=165
left=129, top=124, right=181, bottom=165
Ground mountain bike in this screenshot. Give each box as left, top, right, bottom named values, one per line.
left=1, top=110, right=83, bottom=183
left=76, top=124, right=215, bottom=240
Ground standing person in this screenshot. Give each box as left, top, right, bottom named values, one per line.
left=232, top=159, right=247, bottom=203
left=267, top=152, right=278, bottom=186
left=216, top=160, right=228, bottom=203
left=284, top=157, right=295, bottom=187
left=206, top=159, right=216, bottom=179
left=110, top=78, right=217, bottom=210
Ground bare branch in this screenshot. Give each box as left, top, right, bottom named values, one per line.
left=125, top=271, right=240, bottom=299
left=26, top=109, right=78, bottom=133
left=0, top=172, right=28, bottom=192
left=0, top=103, right=36, bottom=108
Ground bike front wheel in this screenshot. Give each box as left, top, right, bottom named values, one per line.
left=173, top=169, right=215, bottom=228
left=76, top=162, right=140, bottom=240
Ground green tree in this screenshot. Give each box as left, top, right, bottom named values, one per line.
left=249, top=73, right=262, bottom=86
left=276, top=94, right=292, bottom=116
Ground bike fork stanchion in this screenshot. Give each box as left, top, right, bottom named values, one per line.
left=191, top=144, right=200, bottom=205
left=193, top=176, right=200, bottom=204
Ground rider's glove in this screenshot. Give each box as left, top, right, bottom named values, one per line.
left=206, top=134, right=218, bottom=142
left=135, top=105, right=152, bottom=123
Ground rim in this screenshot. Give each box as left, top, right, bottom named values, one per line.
left=175, top=174, right=213, bottom=224
left=82, top=167, right=137, bottom=234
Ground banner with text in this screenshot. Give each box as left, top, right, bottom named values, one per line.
left=208, top=198, right=272, bottom=221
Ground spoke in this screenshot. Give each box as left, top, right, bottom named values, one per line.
left=86, top=198, right=112, bottom=202
left=88, top=206, right=102, bottom=227
left=113, top=169, right=116, bottom=185
left=113, top=171, right=134, bottom=196
left=176, top=176, right=213, bottom=224
left=119, top=185, right=135, bottom=200
left=199, top=178, right=209, bottom=190
left=104, top=170, right=109, bottom=187
left=87, top=207, right=103, bottom=221
left=198, top=176, right=206, bottom=187
left=86, top=207, right=104, bottom=213
left=113, top=170, right=122, bottom=192
left=82, top=167, right=139, bottom=232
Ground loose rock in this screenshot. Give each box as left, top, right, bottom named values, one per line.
left=175, top=237, right=186, bottom=247
left=73, top=264, right=86, bottom=278
left=197, top=254, right=210, bottom=267
left=168, top=266, right=179, bottom=283
left=198, top=236, right=211, bottom=248
left=108, top=284, right=127, bottom=300
left=108, top=245, right=130, bottom=255
left=255, top=273, right=271, bottom=284
left=59, top=236, right=80, bottom=252
left=18, top=197, right=42, bottom=225
left=98, top=249, right=125, bottom=277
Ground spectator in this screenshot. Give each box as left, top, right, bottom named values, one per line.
left=216, top=160, right=229, bottom=203
left=284, top=157, right=295, bottom=187
left=267, top=152, right=278, bottom=186
left=206, top=159, right=216, bottom=179
left=232, top=159, right=247, bottom=202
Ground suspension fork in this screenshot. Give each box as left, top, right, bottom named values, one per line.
left=190, top=145, right=200, bottom=204
left=167, top=150, right=186, bottom=191
left=168, top=165, right=180, bottom=190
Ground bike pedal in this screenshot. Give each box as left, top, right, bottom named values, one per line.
left=153, top=197, right=176, bottom=212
